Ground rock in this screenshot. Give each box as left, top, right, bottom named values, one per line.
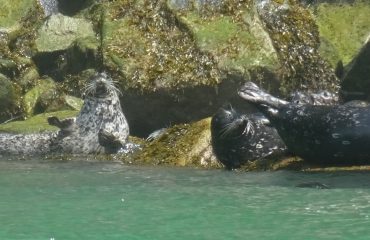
left=0, top=110, right=78, bottom=134
left=64, top=95, right=83, bottom=111
left=176, top=3, right=278, bottom=75
left=341, top=39, right=370, bottom=101
left=0, top=0, right=44, bottom=79
left=35, top=13, right=95, bottom=52
left=0, top=0, right=36, bottom=30
left=33, top=13, right=98, bottom=79
left=256, top=0, right=339, bottom=96
left=0, top=73, right=20, bottom=123
left=17, top=68, right=40, bottom=89
left=23, top=78, right=58, bottom=117
left=77, top=0, right=284, bottom=136
left=131, top=118, right=220, bottom=168
left=316, top=1, right=370, bottom=67
left=22, top=77, right=83, bottom=116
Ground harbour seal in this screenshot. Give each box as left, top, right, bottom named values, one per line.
left=50, top=72, right=129, bottom=154
left=0, top=72, right=130, bottom=156
left=211, top=104, right=286, bottom=169
left=238, top=82, right=370, bottom=165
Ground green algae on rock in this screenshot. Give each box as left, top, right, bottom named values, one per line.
left=35, top=13, right=96, bottom=53
left=316, top=1, right=370, bottom=67
left=0, top=74, right=19, bottom=123
left=179, top=11, right=278, bottom=74
left=90, top=0, right=221, bottom=91
left=0, top=110, right=78, bottom=134
left=0, top=0, right=36, bottom=30
left=132, top=118, right=220, bottom=168
left=23, top=78, right=58, bottom=117
left=256, top=0, right=339, bottom=96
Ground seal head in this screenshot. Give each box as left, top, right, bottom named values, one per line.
left=211, top=104, right=286, bottom=169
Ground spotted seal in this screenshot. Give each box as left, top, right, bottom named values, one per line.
left=50, top=72, right=129, bottom=154
left=211, top=104, right=286, bottom=169
left=0, top=72, right=130, bottom=156
left=238, top=82, right=370, bottom=165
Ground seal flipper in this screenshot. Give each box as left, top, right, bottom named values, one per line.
left=47, top=117, right=76, bottom=129
left=98, top=129, right=124, bottom=154
left=48, top=116, right=76, bottom=136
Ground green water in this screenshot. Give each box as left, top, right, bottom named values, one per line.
left=1, top=160, right=370, bottom=240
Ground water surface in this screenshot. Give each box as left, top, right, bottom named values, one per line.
left=1, top=159, right=370, bottom=240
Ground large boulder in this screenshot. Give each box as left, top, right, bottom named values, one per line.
left=33, top=13, right=99, bottom=79
left=256, top=0, right=339, bottom=95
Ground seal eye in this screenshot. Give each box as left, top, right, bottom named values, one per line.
left=223, top=110, right=233, bottom=119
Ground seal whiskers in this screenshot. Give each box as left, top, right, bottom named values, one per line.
left=211, top=104, right=286, bottom=169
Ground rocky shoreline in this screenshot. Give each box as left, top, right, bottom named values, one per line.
left=1, top=0, right=370, bottom=171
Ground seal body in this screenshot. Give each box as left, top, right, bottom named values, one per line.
left=239, top=82, right=370, bottom=165
left=211, top=105, right=286, bottom=169
left=266, top=104, right=370, bottom=165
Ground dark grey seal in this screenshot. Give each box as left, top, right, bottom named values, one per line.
left=0, top=72, right=129, bottom=156
left=211, top=104, right=286, bottom=170
left=238, top=82, right=370, bottom=165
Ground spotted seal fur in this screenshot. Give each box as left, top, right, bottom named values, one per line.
left=0, top=72, right=129, bottom=156
left=238, top=81, right=370, bottom=165
left=50, top=72, right=129, bottom=154
left=211, top=104, right=286, bottom=169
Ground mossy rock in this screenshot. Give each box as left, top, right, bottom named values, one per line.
left=316, top=1, right=370, bottom=67
left=255, top=0, right=340, bottom=96
left=32, top=13, right=98, bottom=78
left=0, top=110, right=78, bottom=134
left=0, top=74, right=21, bottom=123
left=132, top=118, right=220, bottom=168
left=0, top=1, right=44, bottom=80
left=0, top=0, right=36, bottom=30
left=178, top=9, right=278, bottom=74
left=23, top=78, right=58, bottom=117
left=85, top=0, right=221, bottom=91
left=35, top=13, right=96, bottom=53
left=23, top=77, right=84, bottom=116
